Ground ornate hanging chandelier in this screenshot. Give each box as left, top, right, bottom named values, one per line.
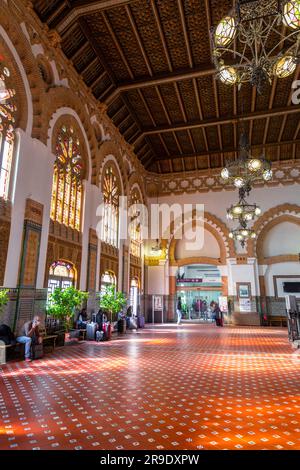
left=221, top=132, right=272, bottom=196
left=227, top=197, right=261, bottom=222
left=229, top=224, right=257, bottom=247
left=211, top=0, right=300, bottom=93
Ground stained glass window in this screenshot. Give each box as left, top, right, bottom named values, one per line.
left=101, top=166, right=120, bottom=247
left=130, top=188, right=142, bottom=258
left=0, top=61, right=17, bottom=200
left=50, top=125, right=83, bottom=231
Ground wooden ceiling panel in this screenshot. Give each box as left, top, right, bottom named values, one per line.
left=197, top=76, right=216, bottom=119
left=34, top=0, right=300, bottom=174
left=175, top=130, right=194, bottom=154
left=85, top=13, right=132, bottom=81
left=205, top=126, right=220, bottom=151
left=221, top=123, right=234, bottom=149
left=62, top=25, right=86, bottom=58
left=190, top=128, right=207, bottom=153
left=183, top=0, right=211, bottom=66
left=148, top=135, right=168, bottom=158
left=273, top=75, right=295, bottom=108
left=178, top=80, right=200, bottom=122
left=160, top=132, right=181, bottom=155
left=105, top=7, right=150, bottom=78
left=266, top=116, right=283, bottom=143
left=280, top=143, right=294, bottom=161
left=281, top=113, right=300, bottom=141
left=252, top=119, right=266, bottom=146
left=124, top=90, right=154, bottom=127
left=130, top=1, right=170, bottom=74
left=217, top=81, right=234, bottom=117
left=158, top=84, right=185, bottom=123
left=172, top=158, right=184, bottom=172
left=142, top=88, right=170, bottom=127
left=157, top=0, right=190, bottom=70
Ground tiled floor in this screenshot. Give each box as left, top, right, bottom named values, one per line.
left=1, top=324, right=300, bottom=450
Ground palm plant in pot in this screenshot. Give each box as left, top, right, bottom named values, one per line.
left=100, top=285, right=127, bottom=323
left=47, top=286, right=88, bottom=332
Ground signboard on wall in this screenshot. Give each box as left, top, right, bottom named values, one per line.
left=239, top=298, right=252, bottom=312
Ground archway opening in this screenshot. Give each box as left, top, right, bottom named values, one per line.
left=176, top=265, right=223, bottom=322
left=100, top=270, right=116, bottom=296
left=130, top=277, right=140, bottom=316
left=47, top=260, right=76, bottom=298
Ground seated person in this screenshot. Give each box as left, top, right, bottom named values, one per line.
left=77, top=308, right=88, bottom=329
left=16, top=316, right=42, bottom=362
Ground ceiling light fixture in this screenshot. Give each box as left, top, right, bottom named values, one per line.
left=212, top=0, right=300, bottom=94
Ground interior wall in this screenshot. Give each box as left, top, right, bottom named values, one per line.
left=175, top=228, right=220, bottom=260
left=262, top=222, right=300, bottom=257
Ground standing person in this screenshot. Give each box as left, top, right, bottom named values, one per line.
left=16, top=316, right=42, bottom=362
left=211, top=301, right=223, bottom=327
left=176, top=296, right=182, bottom=325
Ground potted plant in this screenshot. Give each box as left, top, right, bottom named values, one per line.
left=47, top=286, right=88, bottom=332
left=100, top=285, right=127, bottom=323
left=0, top=289, right=9, bottom=322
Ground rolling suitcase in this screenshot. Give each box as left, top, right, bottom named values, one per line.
left=86, top=322, right=98, bottom=340
left=96, top=330, right=104, bottom=342
left=102, top=322, right=112, bottom=340
left=137, top=316, right=145, bottom=328
left=117, top=318, right=126, bottom=334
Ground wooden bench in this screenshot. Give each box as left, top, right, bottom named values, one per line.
left=39, top=327, right=58, bottom=352
left=268, top=316, right=287, bottom=327
left=69, top=328, right=86, bottom=341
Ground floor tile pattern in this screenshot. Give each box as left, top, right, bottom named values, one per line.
left=1, top=324, right=300, bottom=450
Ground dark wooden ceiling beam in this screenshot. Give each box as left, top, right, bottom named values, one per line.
left=142, top=105, right=300, bottom=135
left=104, top=65, right=215, bottom=104
left=155, top=138, right=300, bottom=161
left=56, top=0, right=134, bottom=33
left=90, top=70, right=107, bottom=90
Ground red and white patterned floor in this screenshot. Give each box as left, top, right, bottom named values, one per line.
left=1, top=324, right=300, bottom=450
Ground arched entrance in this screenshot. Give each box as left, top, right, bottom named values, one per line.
left=176, top=264, right=223, bottom=321
left=129, top=277, right=140, bottom=316
left=47, top=260, right=76, bottom=297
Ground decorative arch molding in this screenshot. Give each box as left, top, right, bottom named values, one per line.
left=0, top=1, right=44, bottom=137
left=248, top=204, right=300, bottom=259
left=48, top=109, right=92, bottom=182
left=44, top=88, right=97, bottom=174
left=128, top=172, right=146, bottom=203
left=97, top=141, right=127, bottom=194
left=168, top=211, right=235, bottom=266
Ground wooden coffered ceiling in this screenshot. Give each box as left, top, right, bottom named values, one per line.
left=33, top=0, right=300, bottom=174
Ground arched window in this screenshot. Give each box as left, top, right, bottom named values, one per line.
left=50, top=125, right=84, bottom=231
left=48, top=260, right=76, bottom=298
left=130, top=277, right=139, bottom=316
left=0, top=62, right=17, bottom=200
left=100, top=270, right=116, bottom=296
left=101, top=165, right=120, bottom=247
left=130, top=188, right=142, bottom=258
